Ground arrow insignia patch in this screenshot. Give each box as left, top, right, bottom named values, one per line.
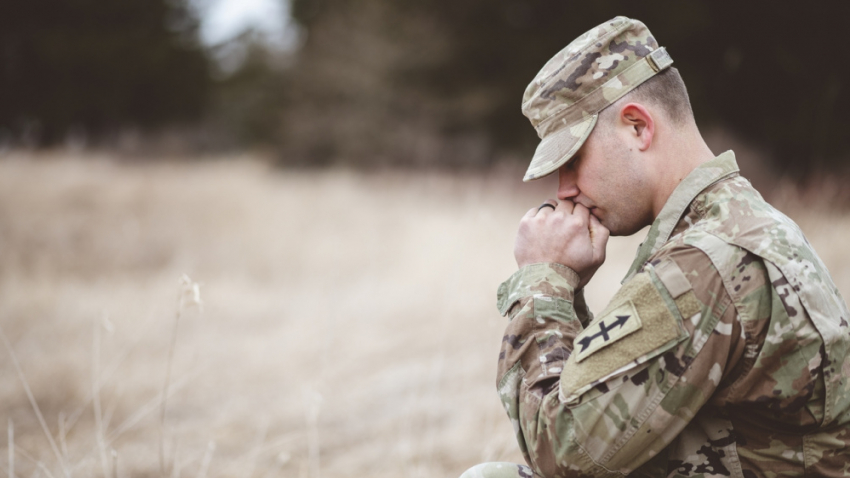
left=574, top=301, right=642, bottom=363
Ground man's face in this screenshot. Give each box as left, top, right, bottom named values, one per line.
left=556, top=122, right=654, bottom=236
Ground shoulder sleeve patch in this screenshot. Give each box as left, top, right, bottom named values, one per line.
left=574, top=300, right=641, bottom=363
left=560, top=270, right=689, bottom=403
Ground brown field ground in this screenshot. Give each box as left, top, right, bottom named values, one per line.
left=0, top=151, right=848, bottom=478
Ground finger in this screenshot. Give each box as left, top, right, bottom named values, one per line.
left=589, top=214, right=610, bottom=260
left=572, top=203, right=591, bottom=222
left=535, top=199, right=559, bottom=216
left=523, top=207, right=539, bottom=219
left=556, top=199, right=575, bottom=214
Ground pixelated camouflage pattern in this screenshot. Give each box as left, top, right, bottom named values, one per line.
left=521, top=16, right=673, bottom=182
left=479, top=151, right=850, bottom=477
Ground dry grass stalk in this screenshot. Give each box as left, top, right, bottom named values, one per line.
left=106, top=371, right=197, bottom=445
left=303, top=389, right=323, bottom=478
left=110, top=449, right=118, bottom=478
left=160, top=275, right=203, bottom=477
left=0, top=326, right=70, bottom=478
left=93, top=319, right=110, bottom=478
left=168, top=441, right=181, bottom=478
left=195, top=441, right=215, bottom=478
left=5, top=432, right=55, bottom=478
left=8, top=419, right=14, bottom=478
left=61, top=318, right=150, bottom=443
left=57, top=413, right=69, bottom=463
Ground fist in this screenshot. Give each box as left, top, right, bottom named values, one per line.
left=514, top=200, right=610, bottom=289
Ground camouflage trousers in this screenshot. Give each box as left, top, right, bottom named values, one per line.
left=459, top=462, right=535, bottom=478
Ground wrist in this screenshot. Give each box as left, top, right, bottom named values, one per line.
left=497, top=263, right=580, bottom=316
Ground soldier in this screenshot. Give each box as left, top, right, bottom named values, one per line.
left=461, top=16, right=850, bottom=478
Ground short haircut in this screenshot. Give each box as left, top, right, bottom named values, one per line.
left=600, top=67, right=694, bottom=126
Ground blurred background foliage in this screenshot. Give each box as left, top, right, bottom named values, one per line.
left=3, top=0, right=850, bottom=178
left=0, top=0, right=210, bottom=146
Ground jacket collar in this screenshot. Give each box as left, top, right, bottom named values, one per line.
left=623, top=150, right=740, bottom=283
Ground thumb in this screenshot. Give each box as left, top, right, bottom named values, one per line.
left=588, top=214, right=610, bottom=262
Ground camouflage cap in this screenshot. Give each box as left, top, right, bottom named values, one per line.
left=521, top=16, right=673, bottom=181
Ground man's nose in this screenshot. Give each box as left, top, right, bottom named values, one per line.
left=558, top=167, right=579, bottom=200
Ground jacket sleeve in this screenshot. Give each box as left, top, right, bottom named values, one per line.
left=495, top=246, right=745, bottom=477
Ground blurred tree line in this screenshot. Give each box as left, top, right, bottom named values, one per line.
left=284, top=0, right=850, bottom=176
left=3, top=0, right=850, bottom=178
left=0, top=0, right=209, bottom=146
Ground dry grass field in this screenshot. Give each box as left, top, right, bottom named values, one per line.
left=1, top=151, right=848, bottom=478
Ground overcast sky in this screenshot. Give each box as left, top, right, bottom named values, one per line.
left=196, top=0, right=295, bottom=48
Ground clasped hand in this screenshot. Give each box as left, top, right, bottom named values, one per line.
left=514, top=199, right=610, bottom=289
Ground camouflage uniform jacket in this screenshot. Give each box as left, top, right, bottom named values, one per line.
left=495, top=151, right=850, bottom=477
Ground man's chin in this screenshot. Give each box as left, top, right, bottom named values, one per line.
left=601, top=217, right=646, bottom=237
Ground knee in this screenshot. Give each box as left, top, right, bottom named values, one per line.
left=459, top=463, right=487, bottom=478
left=458, top=462, right=533, bottom=478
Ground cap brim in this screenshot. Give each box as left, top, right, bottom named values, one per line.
left=523, top=114, right=598, bottom=182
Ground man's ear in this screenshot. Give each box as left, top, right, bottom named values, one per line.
left=618, top=103, right=654, bottom=151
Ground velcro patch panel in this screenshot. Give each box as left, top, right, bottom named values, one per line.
left=560, top=271, right=688, bottom=403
